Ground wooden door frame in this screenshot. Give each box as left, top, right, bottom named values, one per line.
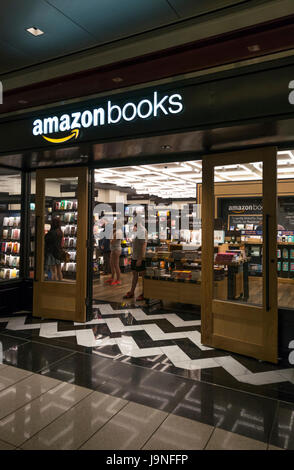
left=201, top=147, right=278, bottom=363
left=33, top=166, right=88, bottom=322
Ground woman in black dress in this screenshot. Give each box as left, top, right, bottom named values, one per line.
left=45, top=217, right=64, bottom=281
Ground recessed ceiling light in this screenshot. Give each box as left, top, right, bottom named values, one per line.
left=112, top=77, right=123, bottom=83
left=248, top=44, right=260, bottom=52
left=26, top=27, right=44, bottom=37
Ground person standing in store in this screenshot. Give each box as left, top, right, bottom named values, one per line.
left=99, top=219, right=111, bottom=275
left=44, top=217, right=63, bottom=281
left=105, top=220, right=123, bottom=285
left=123, top=215, right=147, bottom=300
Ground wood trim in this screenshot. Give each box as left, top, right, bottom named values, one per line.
left=144, top=278, right=201, bottom=305
left=201, top=147, right=278, bottom=363
left=201, top=158, right=214, bottom=345
left=212, top=299, right=263, bottom=317
left=75, top=167, right=88, bottom=323
left=33, top=167, right=88, bottom=322
left=206, top=335, right=266, bottom=360
left=33, top=171, right=45, bottom=316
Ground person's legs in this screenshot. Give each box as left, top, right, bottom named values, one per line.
left=130, top=270, right=139, bottom=295
left=123, top=261, right=139, bottom=298
left=114, top=251, right=121, bottom=281
left=50, top=265, right=57, bottom=281
left=56, top=264, right=63, bottom=281
left=138, top=271, right=144, bottom=295
left=104, top=252, right=114, bottom=284
left=136, top=270, right=146, bottom=300
left=110, top=252, right=115, bottom=280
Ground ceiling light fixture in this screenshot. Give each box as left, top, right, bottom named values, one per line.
left=248, top=44, right=260, bottom=52
left=26, top=27, right=44, bottom=36
left=112, top=77, right=123, bottom=83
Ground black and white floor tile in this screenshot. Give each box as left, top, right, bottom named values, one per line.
left=0, top=303, right=293, bottom=395
left=0, top=304, right=294, bottom=448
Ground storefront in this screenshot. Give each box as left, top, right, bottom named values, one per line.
left=1, top=54, right=294, bottom=364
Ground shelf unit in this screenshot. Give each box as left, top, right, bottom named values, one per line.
left=0, top=211, right=21, bottom=280
left=242, top=240, right=294, bottom=279
left=45, top=198, right=78, bottom=279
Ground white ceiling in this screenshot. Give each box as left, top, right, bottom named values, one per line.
left=94, top=150, right=294, bottom=199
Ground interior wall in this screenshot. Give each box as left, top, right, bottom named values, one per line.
left=30, top=178, right=62, bottom=198
left=97, top=188, right=127, bottom=204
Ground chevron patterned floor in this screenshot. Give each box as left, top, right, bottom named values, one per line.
left=0, top=303, right=293, bottom=393
left=0, top=302, right=294, bottom=450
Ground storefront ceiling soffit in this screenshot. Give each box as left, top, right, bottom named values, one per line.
left=2, top=3, right=294, bottom=116
left=1, top=0, right=294, bottom=99
left=91, top=120, right=294, bottom=164
left=3, top=19, right=294, bottom=117
left=0, top=0, right=250, bottom=76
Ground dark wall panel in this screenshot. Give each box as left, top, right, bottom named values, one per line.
left=1, top=60, right=294, bottom=155
left=0, top=280, right=33, bottom=315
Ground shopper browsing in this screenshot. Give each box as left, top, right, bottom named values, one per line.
left=123, top=215, right=147, bottom=300
left=44, top=217, right=64, bottom=281
left=98, top=219, right=111, bottom=275
left=105, top=220, right=123, bottom=286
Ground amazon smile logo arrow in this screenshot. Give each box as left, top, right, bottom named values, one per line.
left=42, top=128, right=80, bottom=143
left=32, top=92, right=184, bottom=144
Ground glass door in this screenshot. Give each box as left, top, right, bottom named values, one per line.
left=201, top=147, right=278, bottom=363
left=33, top=167, right=88, bottom=322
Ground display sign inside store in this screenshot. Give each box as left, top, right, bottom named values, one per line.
left=220, top=197, right=294, bottom=231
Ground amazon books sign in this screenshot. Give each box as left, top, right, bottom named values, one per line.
left=32, top=91, right=183, bottom=143
left=2, top=61, right=294, bottom=154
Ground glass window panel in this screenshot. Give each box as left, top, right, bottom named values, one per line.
left=44, top=177, right=78, bottom=282
left=0, top=170, right=21, bottom=281
left=213, top=162, right=263, bottom=307
left=277, top=150, right=294, bottom=308
left=29, top=173, right=36, bottom=279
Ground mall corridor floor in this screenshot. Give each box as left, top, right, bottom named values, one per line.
left=0, top=301, right=293, bottom=450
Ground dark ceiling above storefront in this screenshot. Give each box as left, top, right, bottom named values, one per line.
left=0, top=0, right=250, bottom=76
left=2, top=13, right=294, bottom=116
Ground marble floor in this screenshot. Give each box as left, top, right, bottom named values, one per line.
left=0, top=301, right=293, bottom=450
left=0, top=364, right=287, bottom=450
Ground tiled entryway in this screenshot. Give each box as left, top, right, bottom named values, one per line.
left=0, top=302, right=293, bottom=449
left=0, top=365, right=287, bottom=450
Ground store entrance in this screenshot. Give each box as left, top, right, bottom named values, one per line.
left=33, top=167, right=89, bottom=322
left=92, top=162, right=202, bottom=306
left=92, top=150, right=280, bottom=363
left=201, top=147, right=278, bottom=363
